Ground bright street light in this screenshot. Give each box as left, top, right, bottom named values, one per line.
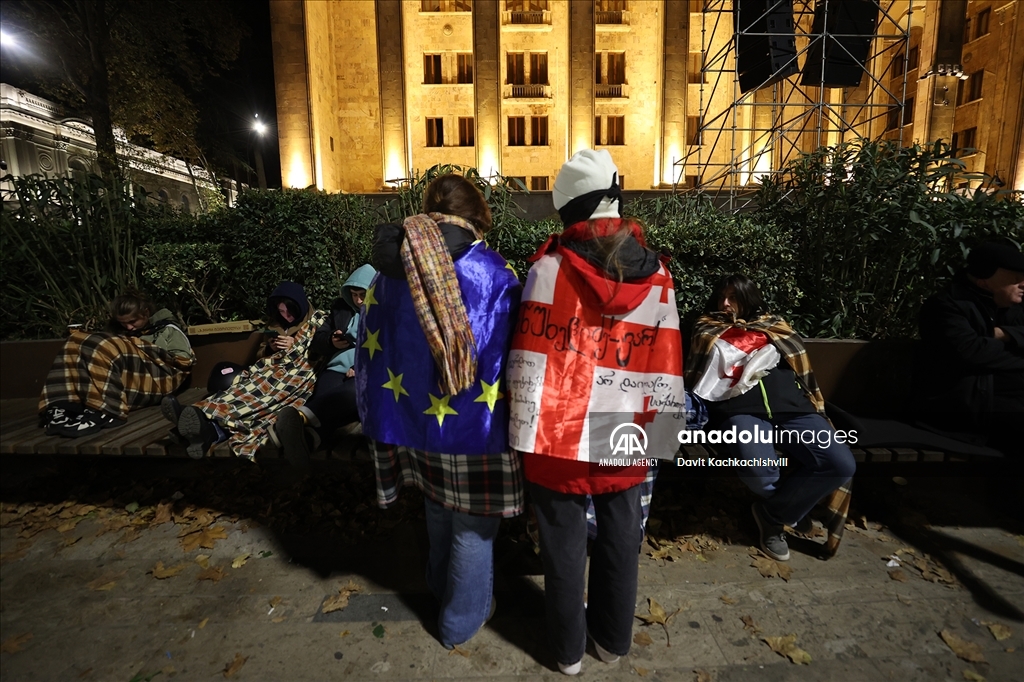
left=0, top=30, right=16, bottom=49
left=253, top=114, right=266, bottom=135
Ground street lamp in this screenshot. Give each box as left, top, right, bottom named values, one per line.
left=252, top=114, right=267, bottom=190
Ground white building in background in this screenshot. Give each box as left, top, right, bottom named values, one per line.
left=0, top=83, right=236, bottom=211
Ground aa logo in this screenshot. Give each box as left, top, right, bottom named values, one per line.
left=609, top=423, right=648, bottom=457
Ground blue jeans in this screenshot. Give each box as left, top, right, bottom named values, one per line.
left=423, top=498, right=500, bottom=647
left=719, top=413, right=856, bottom=527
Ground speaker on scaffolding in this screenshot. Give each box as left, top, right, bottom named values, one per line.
left=801, top=0, right=880, bottom=88
left=734, top=0, right=799, bottom=94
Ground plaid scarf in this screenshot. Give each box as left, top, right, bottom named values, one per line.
left=400, top=212, right=480, bottom=395
left=686, top=312, right=826, bottom=415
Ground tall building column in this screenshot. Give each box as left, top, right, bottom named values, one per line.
left=660, top=0, right=690, bottom=186
left=568, top=1, right=595, bottom=155
left=270, top=0, right=313, bottom=188
left=377, top=0, right=408, bottom=184
left=473, top=0, right=502, bottom=178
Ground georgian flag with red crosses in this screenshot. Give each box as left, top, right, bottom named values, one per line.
left=507, top=251, right=686, bottom=462
left=689, top=326, right=780, bottom=403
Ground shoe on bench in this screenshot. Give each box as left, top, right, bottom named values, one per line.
left=752, top=501, right=791, bottom=561
left=178, top=406, right=217, bottom=460
left=160, top=395, right=184, bottom=425
left=274, top=407, right=312, bottom=471
left=51, top=407, right=123, bottom=438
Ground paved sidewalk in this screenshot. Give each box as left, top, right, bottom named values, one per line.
left=1, top=457, right=1021, bottom=681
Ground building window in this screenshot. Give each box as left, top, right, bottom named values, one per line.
left=530, top=176, right=549, bottom=191
left=975, top=8, right=990, bottom=39
left=458, top=117, right=474, bottom=146
left=508, top=116, right=526, bottom=146
left=687, top=116, right=702, bottom=145
left=952, top=127, right=977, bottom=155
left=421, top=0, right=471, bottom=11
left=596, top=0, right=627, bottom=24
left=618, top=174, right=624, bottom=189
left=424, top=54, right=442, bottom=84
left=506, top=0, right=548, bottom=24
left=507, top=52, right=525, bottom=85
left=508, top=176, right=527, bottom=190
left=531, top=116, right=548, bottom=146
left=595, top=116, right=602, bottom=146
left=596, top=53, right=627, bottom=97
left=957, top=70, right=984, bottom=105
left=426, top=118, right=444, bottom=147
left=903, top=97, right=914, bottom=126
left=457, top=53, right=473, bottom=84
left=886, top=98, right=912, bottom=130
left=181, top=195, right=191, bottom=212
left=530, top=53, right=548, bottom=85
left=907, top=46, right=919, bottom=72
left=963, top=17, right=972, bottom=44
left=688, top=52, right=705, bottom=83
left=595, top=116, right=624, bottom=145
left=158, top=189, right=169, bottom=204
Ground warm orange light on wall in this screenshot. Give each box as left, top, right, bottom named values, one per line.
left=285, top=151, right=312, bottom=188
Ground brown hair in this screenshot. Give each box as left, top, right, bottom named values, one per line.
left=422, top=174, right=493, bottom=234
left=109, top=290, right=156, bottom=319
left=704, top=274, right=767, bottom=319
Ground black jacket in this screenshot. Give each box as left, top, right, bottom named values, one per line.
left=916, top=271, right=1024, bottom=433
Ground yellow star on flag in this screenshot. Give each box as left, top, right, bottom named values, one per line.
left=505, top=262, right=518, bottom=278
left=363, top=283, right=378, bottom=313
left=362, top=328, right=382, bottom=360
left=423, top=393, right=458, bottom=428
left=474, top=379, right=504, bottom=412
left=382, top=368, right=409, bottom=402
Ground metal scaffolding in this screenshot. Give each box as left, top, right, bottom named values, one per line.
left=675, top=0, right=912, bottom=211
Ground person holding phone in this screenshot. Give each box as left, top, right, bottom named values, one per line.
left=272, top=264, right=377, bottom=471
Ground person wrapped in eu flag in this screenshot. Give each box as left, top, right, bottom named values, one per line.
left=356, top=174, right=523, bottom=650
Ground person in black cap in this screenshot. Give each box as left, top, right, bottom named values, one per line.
left=916, top=238, right=1024, bottom=454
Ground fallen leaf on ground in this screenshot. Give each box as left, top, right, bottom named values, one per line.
left=962, top=670, right=986, bottom=682
left=763, top=634, right=811, bottom=664
left=269, top=596, right=282, bottom=608
left=940, top=630, right=986, bottom=663
left=151, top=561, right=187, bottom=579
left=634, top=598, right=681, bottom=646
left=981, top=622, right=1012, bottom=641
left=222, top=653, right=247, bottom=678
left=198, top=618, right=209, bottom=629
left=633, top=631, right=653, bottom=647
left=231, top=553, right=249, bottom=569
left=694, top=669, right=713, bottom=682
left=152, top=502, right=173, bottom=525
left=181, top=526, right=229, bottom=552
left=197, top=566, right=226, bottom=582
left=888, top=569, right=908, bottom=582
left=748, top=549, right=791, bottom=581
left=86, top=574, right=123, bottom=591
left=322, top=580, right=363, bottom=614
left=195, top=554, right=211, bottom=569
left=896, top=594, right=912, bottom=606
left=634, top=666, right=649, bottom=677
left=271, top=616, right=286, bottom=623
left=720, top=595, right=738, bottom=605
left=741, top=615, right=761, bottom=634
left=339, top=630, right=350, bottom=638
left=0, top=633, right=32, bottom=653
left=449, top=645, right=470, bottom=657
left=372, top=623, right=386, bottom=638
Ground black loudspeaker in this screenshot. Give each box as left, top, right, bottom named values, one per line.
left=734, top=0, right=799, bottom=94
left=801, top=0, right=880, bottom=88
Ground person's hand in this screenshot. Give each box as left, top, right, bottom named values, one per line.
left=994, top=326, right=1007, bottom=341
left=346, top=368, right=356, bottom=378
left=331, top=330, right=351, bottom=350
left=271, top=335, right=296, bottom=352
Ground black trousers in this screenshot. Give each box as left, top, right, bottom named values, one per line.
left=529, top=482, right=642, bottom=666
left=304, top=371, right=358, bottom=451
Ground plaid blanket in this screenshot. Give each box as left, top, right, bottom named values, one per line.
left=40, top=331, right=193, bottom=420
left=371, top=439, right=524, bottom=517
left=196, top=310, right=327, bottom=459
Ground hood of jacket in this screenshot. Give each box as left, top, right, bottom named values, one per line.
left=268, top=281, right=310, bottom=322
left=341, top=264, right=378, bottom=311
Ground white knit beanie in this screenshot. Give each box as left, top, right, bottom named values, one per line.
left=552, top=149, right=620, bottom=220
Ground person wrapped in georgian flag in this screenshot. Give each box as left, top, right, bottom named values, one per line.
left=507, top=149, right=685, bottom=675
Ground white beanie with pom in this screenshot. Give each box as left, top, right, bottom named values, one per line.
left=552, top=149, right=620, bottom=221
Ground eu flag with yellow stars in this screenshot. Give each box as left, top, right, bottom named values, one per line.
left=355, top=242, right=522, bottom=455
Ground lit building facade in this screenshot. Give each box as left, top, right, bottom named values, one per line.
left=270, top=0, right=1023, bottom=194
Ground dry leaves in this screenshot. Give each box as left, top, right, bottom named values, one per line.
left=322, top=580, right=363, bottom=614
left=962, top=670, right=986, bottom=682
left=634, top=598, right=682, bottom=646
left=222, top=653, right=247, bottom=678
left=231, top=553, right=250, bottom=569
left=748, top=548, right=792, bottom=581
left=741, top=615, right=762, bottom=635
left=180, top=526, right=229, bottom=553
left=633, top=631, right=653, bottom=647
left=763, top=634, right=812, bottom=664
left=719, top=595, right=738, bottom=605
left=86, top=573, right=123, bottom=591
left=694, top=669, right=713, bottom=682
left=195, top=554, right=211, bottom=569
left=198, top=618, right=209, bottom=629
left=448, top=645, right=471, bottom=658
left=939, top=630, right=986, bottom=663
left=197, top=566, right=226, bottom=583
left=981, top=622, right=1012, bottom=641
left=634, top=667, right=649, bottom=677
left=151, top=561, right=187, bottom=579
left=888, top=569, right=908, bottom=582
left=0, top=633, right=32, bottom=654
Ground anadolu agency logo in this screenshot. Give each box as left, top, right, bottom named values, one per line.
left=609, top=423, right=648, bottom=457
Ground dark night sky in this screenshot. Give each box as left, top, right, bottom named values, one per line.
left=1, top=0, right=282, bottom=189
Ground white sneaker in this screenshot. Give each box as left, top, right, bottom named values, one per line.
left=557, top=660, right=582, bottom=675
left=590, top=633, right=620, bottom=663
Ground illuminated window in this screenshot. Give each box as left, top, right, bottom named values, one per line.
left=597, top=0, right=627, bottom=24
left=530, top=116, right=548, bottom=146
left=508, top=116, right=526, bottom=146
left=458, top=117, right=474, bottom=146
left=507, top=52, right=525, bottom=85
left=426, top=118, right=444, bottom=147
left=952, top=127, right=977, bottom=155
left=509, top=176, right=527, bottom=190
left=421, top=0, right=471, bottom=11
left=530, top=53, right=548, bottom=85
left=605, top=116, right=625, bottom=145
left=957, top=70, right=984, bottom=105
left=530, top=176, right=549, bottom=191
left=975, top=8, right=990, bottom=39
left=596, top=53, right=626, bottom=97
left=424, top=54, right=442, bottom=84
left=506, top=0, right=548, bottom=24
left=457, top=54, right=474, bottom=84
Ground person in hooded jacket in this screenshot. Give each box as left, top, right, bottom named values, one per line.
left=506, top=149, right=685, bottom=676
left=272, top=264, right=377, bottom=469
left=40, top=290, right=194, bottom=437
left=163, top=282, right=327, bottom=459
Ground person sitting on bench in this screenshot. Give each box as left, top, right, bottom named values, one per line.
left=916, top=239, right=1024, bottom=455
left=40, top=291, right=194, bottom=438
left=686, top=274, right=855, bottom=561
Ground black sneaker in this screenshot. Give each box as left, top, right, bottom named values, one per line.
left=41, top=401, right=83, bottom=432
left=275, top=407, right=311, bottom=471
left=160, top=395, right=184, bottom=425
left=752, top=502, right=790, bottom=561
left=178, top=406, right=217, bottom=460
